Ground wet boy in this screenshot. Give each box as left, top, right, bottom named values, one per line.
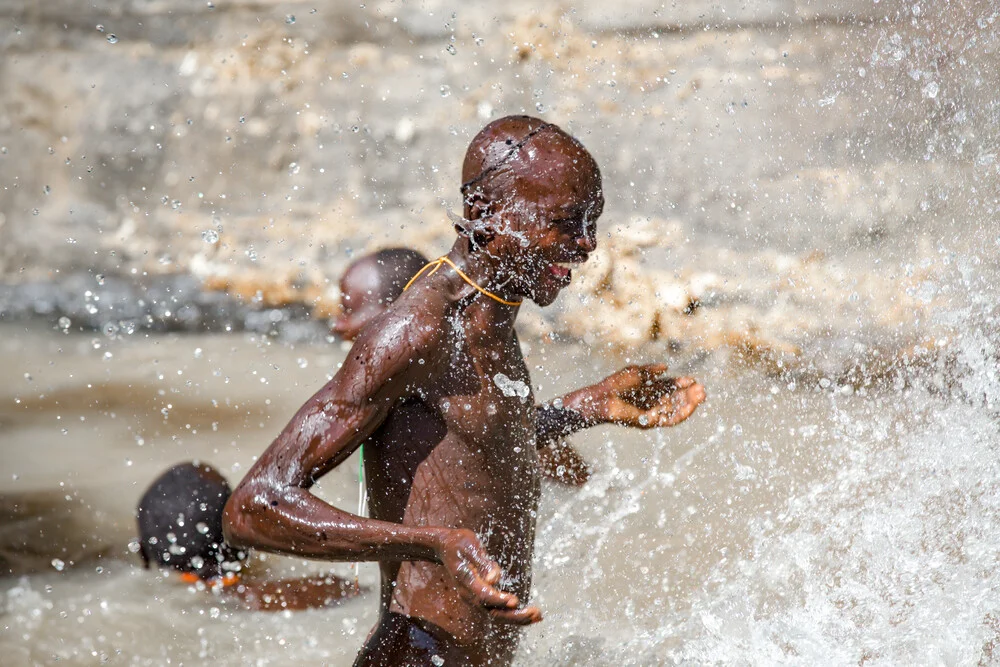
left=224, top=116, right=705, bottom=665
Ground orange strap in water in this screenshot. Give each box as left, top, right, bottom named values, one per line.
left=178, top=571, right=241, bottom=589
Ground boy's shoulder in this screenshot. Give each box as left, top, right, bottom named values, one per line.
left=348, top=284, right=454, bottom=368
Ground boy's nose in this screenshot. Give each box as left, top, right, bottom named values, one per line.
left=576, top=227, right=597, bottom=253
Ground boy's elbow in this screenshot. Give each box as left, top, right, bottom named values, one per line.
left=222, top=481, right=271, bottom=550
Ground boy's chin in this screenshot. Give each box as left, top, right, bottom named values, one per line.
left=530, top=285, right=564, bottom=307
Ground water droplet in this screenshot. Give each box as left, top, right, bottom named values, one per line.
left=446, top=44, right=456, bottom=55
left=58, top=316, right=71, bottom=331
left=285, top=14, right=296, bottom=24
left=202, top=229, right=219, bottom=243
left=51, top=558, right=65, bottom=571
left=922, top=81, right=939, bottom=99
left=431, top=655, right=445, bottom=666
left=107, top=34, right=118, bottom=44
left=95, top=24, right=105, bottom=33
left=196, top=522, right=210, bottom=535
left=439, top=85, right=451, bottom=98
left=288, top=162, right=300, bottom=175
left=297, top=357, right=308, bottom=369
left=194, top=347, right=203, bottom=359
left=638, top=415, right=649, bottom=426
left=535, top=102, right=545, bottom=113
left=43, top=185, right=51, bottom=195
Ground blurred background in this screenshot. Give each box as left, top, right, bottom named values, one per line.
left=2, top=1, right=1000, bottom=665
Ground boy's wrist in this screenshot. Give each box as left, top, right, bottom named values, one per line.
left=559, top=389, right=605, bottom=426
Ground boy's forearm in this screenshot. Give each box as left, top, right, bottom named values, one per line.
left=223, top=482, right=441, bottom=564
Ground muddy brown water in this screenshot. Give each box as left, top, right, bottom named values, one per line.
left=1, top=317, right=998, bottom=665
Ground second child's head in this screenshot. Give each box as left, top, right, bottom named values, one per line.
left=136, top=462, right=246, bottom=581
left=332, top=248, right=429, bottom=341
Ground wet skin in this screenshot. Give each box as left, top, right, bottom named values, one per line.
left=333, top=253, right=592, bottom=486
left=224, top=120, right=706, bottom=665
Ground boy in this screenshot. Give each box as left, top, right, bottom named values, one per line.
left=225, top=116, right=705, bottom=664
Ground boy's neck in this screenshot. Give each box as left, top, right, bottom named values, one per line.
left=444, top=238, right=521, bottom=331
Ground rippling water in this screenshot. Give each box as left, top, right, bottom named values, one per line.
left=1, top=255, right=999, bottom=665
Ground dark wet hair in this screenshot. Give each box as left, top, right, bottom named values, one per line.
left=366, top=248, right=430, bottom=304
left=136, top=462, right=245, bottom=579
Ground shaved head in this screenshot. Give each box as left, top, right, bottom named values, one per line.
left=460, top=115, right=600, bottom=219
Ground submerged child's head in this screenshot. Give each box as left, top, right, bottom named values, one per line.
left=136, top=462, right=246, bottom=581
left=332, top=247, right=430, bottom=341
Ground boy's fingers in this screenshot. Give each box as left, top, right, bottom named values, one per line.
left=640, top=363, right=670, bottom=379
left=489, top=605, right=543, bottom=625
left=455, top=568, right=518, bottom=609
left=672, top=376, right=695, bottom=389
left=468, top=550, right=502, bottom=585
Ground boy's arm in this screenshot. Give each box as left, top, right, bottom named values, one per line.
left=223, top=314, right=519, bottom=613
left=536, top=363, right=705, bottom=442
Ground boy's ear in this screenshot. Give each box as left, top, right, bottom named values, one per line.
left=460, top=193, right=496, bottom=248
left=465, top=192, right=490, bottom=222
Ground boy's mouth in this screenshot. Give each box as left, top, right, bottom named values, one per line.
left=549, top=263, right=571, bottom=280
left=547, top=258, right=587, bottom=284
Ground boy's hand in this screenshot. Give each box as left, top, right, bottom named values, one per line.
left=434, top=529, right=543, bottom=625
left=570, top=363, right=706, bottom=429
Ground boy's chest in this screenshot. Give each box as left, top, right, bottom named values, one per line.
left=425, top=330, right=535, bottom=449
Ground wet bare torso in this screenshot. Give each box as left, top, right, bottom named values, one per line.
left=363, top=296, right=541, bottom=654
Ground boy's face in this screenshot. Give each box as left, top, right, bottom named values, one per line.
left=487, top=140, right=604, bottom=307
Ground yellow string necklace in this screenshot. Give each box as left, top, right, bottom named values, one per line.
left=403, top=256, right=522, bottom=307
